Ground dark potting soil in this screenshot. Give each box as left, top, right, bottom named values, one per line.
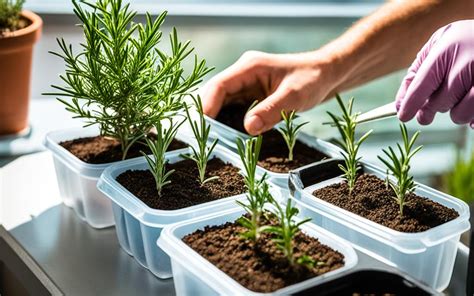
left=116, top=158, right=245, bottom=210
left=215, top=102, right=250, bottom=134
left=215, top=103, right=328, bottom=173
left=312, top=174, right=459, bottom=233
left=183, top=217, right=345, bottom=293
left=59, top=136, right=187, bottom=164
left=258, top=130, right=329, bottom=173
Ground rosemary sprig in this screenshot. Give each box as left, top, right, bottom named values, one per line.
left=378, top=123, right=422, bottom=216
left=237, top=176, right=271, bottom=241
left=182, top=95, right=218, bottom=185
left=277, top=110, right=308, bottom=161
left=142, top=117, right=184, bottom=196
left=327, top=95, right=372, bottom=194
left=236, top=136, right=269, bottom=241
left=262, top=197, right=317, bottom=268
left=45, top=0, right=212, bottom=160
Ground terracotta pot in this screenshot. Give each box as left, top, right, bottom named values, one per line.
left=0, top=10, right=42, bottom=135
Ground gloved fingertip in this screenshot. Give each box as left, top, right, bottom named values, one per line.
left=416, top=110, right=435, bottom=125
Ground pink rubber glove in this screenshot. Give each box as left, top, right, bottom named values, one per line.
left=396, top=20, right=474, bottom=129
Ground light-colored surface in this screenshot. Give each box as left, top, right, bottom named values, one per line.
left=0, top=98, right=83, bottom=156
left=0, top=151, right=61, bottom=230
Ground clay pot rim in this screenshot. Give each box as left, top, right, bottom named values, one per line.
left=1, top=10, right=42, bottom=39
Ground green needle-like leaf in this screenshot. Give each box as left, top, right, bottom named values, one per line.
left=277, top=110, right=309, bottom=161
left=45, top=0, right=212, bottom=160
left=327, top=94, right=371, bottom=194
left=377, top=123, right=422, bottom=216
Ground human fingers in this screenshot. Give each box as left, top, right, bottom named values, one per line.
left=201, top=51, right=269, bottom=118
left=450, top=87, right=474, bottom=125
left=244, top=83, right=303, bottom=135
left=397, top=47, right=445, bottom=122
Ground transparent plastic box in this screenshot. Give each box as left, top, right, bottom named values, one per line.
left=44, top=126, right=190, bottom=229
left=288, top=159, right=471, bottom=291
left=96, top=144, right=265, bottom=278
left=157, top=205, right=358, bottom=296
left=206, top=115, right=342, bottom=188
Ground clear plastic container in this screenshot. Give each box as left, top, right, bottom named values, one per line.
left=96, top=144, right=265, bottom=279
left=44, top=126, right=190, bottom=229
left=157, top=205, right=358, bottom=296
left=288, top=159, right=471, bottom=291
left=206, top=115, right=343, bottom=188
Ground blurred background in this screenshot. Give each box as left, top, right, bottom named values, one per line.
left=20, top=0, right=473, bottom=201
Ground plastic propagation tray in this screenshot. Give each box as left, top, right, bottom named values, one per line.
left=97, top=144, right=266, bottom=279
left=44, top=126, right=191, bottom=229
left=157, top=206, right=358, bottom=296
left=206, top=115, right=343, bottom=188
left=293, top=269, right=440, bottom=295
left=288, top=158, right=471, bottom=291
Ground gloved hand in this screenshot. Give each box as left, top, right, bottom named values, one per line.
left=396, top=20, right=474, bottom=128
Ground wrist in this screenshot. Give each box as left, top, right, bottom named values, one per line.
left=304, top=48, right=348, bottom=95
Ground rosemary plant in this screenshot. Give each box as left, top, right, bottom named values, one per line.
left=142, top=118, right=184, bottom=196
left=263, top=197, right=316, bottom=268
left=237, top=135, right=263, bottom=196
left=236, top=136, right=269, bottom=241
left=46, top=0, right=211, bottom=160
left=237, top=176, right=271, bottom=241
left=378, top=123, right=422, bottom=216
left=0, top=0, right=24, bottom=33
left=277, top=110, right=308, bottom=161
left=182, top=95, right=218, bottom=185
left=327, top=95, right=372, bottom=194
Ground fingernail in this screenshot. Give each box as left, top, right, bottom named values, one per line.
left=245, top=115, right=264, bottom=135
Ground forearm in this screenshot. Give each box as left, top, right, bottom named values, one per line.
left=317, top=0, right=474, bottom=96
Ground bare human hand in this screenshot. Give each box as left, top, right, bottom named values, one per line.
left=201, top=51, right=339, bottom=135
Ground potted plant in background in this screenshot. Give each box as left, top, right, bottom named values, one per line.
left=43, top=0, right=210, bottom=228
left=97, top=95, right=263, bottom=278
left=288, top=94, right=470, bottom=290
left=156, top=136, right=357, bottom=295
left=442, top=151, right=474, bottom=245
left=207, top=101, right=341, bottom=187
left=0, top=0, right=42, bottom=135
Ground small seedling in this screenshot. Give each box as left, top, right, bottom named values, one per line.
left=46, top=0, right=212, bottom=160
left=277, top=110, right=308, bottom=161
left=237, top=135, right=263, bottom=196
left=236, top=136, right=268, bottom=240
left=378, top=123, right=422, bottom=216
left=142, top=117, right=184, bottom=196
left=327, top=94, right=372, bottom=194
left=262, top=197, right=317, bottom=268
left=0, top=0, right=24, bottom=33
left=182, top=95, right=218, bottom=185
left=237, top=176, right=271, bottom=241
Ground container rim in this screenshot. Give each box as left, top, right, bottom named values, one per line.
left=97, top=144, right=266, bottom=226
left=289, top=158, right=471, bottom=249
left=44, top=126, right=192, bottom=175
left=157, top=206, right=358, bottom=295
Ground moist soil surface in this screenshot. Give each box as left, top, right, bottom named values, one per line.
left=60, top=135, right=187, bottom=164
left=312, top=174, right=459, bottom=233
left=116, top=158, right=245, bottom=210
left=183, top=216, right=345, bottom=293
left=216, top=103, right=329, bottom=173
left=258, top=130, right=328, bottom=173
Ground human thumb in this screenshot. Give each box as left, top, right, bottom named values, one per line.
left=244, top=87, right=296, bottom=135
